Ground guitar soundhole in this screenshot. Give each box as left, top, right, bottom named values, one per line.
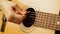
left=23, top=8, right=36, bottom=28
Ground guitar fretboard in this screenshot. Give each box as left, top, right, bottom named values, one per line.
left=34, top=11, right=60, bottom=31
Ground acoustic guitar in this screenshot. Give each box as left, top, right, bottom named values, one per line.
left=0, top=0, right=60, bottom=34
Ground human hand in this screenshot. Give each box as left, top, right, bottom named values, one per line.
left=1, top=1, right=27, bottom=24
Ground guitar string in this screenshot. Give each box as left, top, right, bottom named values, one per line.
left=33, top=13, right=59, bottom=28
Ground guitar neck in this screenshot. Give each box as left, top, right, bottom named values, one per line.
left=34, top=11, right=60, bottom=31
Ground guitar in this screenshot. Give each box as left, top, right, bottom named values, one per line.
left=0, top=0, right=60, bottom=34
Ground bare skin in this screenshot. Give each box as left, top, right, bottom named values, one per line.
left=8, top=5, right=27, bottom=24
left=1, top=1, right=27, bottom=24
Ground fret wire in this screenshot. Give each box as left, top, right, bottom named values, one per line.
left=34, top=11, right=60, bottom=30
left=55, top=16, right=60, bottom=30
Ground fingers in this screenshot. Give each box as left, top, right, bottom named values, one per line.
left=12, top=5, right=21, bottom=12
left=12, top=5, right=27, bottom=15
left=11, top=4, right=27, bottom=23
left=1, top=1, right=27, bottom=24
left=8, top=12, right=26, bottom=24
left=11, top=5, right=27, bottom=24
left=20, top=10, right=27, bottom=15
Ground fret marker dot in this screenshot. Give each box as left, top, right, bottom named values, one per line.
left=57, top=21, right=60, bottom=25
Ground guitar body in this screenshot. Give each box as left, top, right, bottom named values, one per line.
left=0, top=12, right=55, bottom=34
left=0, top=0, right=59, bottom=34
